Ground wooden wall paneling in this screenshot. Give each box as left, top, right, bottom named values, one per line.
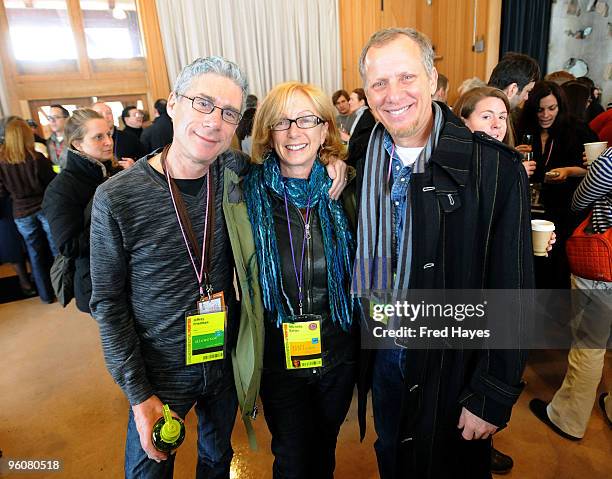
left=339, top=0, right=382, bottom=92
left=136, top=0, right=171, bottom=112
left=381, top=0, right=417, bottom=29
left=17, top=76, right=149, bottom=102
left=485, top=0, right=502, bottom=81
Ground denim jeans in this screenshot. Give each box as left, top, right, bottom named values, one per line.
left=124, top=362, right=238, bottom=479
left=260, top=360, right=357, bottom=479
left=372, top=348, right=406, bottom=479
left=14, top=210, right=58, bottom=302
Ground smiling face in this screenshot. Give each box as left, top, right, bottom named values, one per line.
left=271, top=91, right=328, bottom=178
left=167, top=73, right=242, bottom=168
left=537, top=94, right=559, bottom=130
left=73, top=118, right=114, bottom=161
left=464, top=96, right=508, bottom=141
left=363, top=35, right=438, bottom=147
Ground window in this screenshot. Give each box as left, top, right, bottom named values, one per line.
left=79, top=0, right=143, bottom=60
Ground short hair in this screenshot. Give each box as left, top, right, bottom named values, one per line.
left=488, top=53, right=541, bottom=92
left=457, top=77, right=487, bottom=97
left=153, top=99, right=167, bottom=116
left=49, top=104, right=70, bottom=118
left=65, top=109, right=104, bottom=149
left=561, top=80, right=590, bottom=121
left=453, top=86, right=514, bottom=146
left=359, top=28, right=435, bottom=85
left=173, top=56, right=249, bottom=110
left=351, top=88, right=369, bottom=107
left=121, top=106, right=137, bottom=120
left=245, top=94, right=258, bottom=109
left=544, top=70, right=576, bottom=86
left=332, top=89, right=349, bottom=105
left=251, top=81, right=346, bottom=166
left=436, top=74, right=449, bottom=92
left=0, top=117, right=35, bottom=164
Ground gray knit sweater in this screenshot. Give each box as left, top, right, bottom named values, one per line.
left=90, top=150, right=247, bottom=405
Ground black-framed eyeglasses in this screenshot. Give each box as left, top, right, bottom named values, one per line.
left=177, top=93, right=242, bottom=125
left=270, top=115, right=325, bottom=131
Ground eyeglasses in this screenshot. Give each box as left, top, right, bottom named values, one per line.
left=270, top=115, right=324, bottom=131
left=177, top=94, right=242, bottom=125
left=47, top=115, right=67, bottom=121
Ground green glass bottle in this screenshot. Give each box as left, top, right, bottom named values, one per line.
left=151, top=404, right=186, bottom=452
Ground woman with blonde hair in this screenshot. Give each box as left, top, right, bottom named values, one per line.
left=0, top=116, right=57, bottom=303
left=42, top=108, right=123, bottom=312
left=225, top=81, right=357, bottom=478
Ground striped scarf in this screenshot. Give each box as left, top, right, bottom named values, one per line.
left=244, top=152, right=355, bottom=330
left=352, top=103, right=444, bottom=297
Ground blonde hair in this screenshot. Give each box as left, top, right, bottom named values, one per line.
left=0, top=117, right=36, bottom=164
left=453, top=86, right=515, bottom=147
left=65, top=108, right=104, bottom=150
left=251, top=82, right=346, bottom=165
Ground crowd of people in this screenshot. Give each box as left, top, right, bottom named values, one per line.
left=1, top=26, right=610, bottom=479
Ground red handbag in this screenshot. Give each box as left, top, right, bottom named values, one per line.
left=566, top=213, right=612, bottom=282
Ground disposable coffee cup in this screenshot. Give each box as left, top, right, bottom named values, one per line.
left=531, top=220, right=555, bottom=256
left=584, top=141, right=608, bottom=165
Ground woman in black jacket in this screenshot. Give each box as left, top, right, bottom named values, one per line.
left=43, top=109, right=122, bottom=312
left=515, top=81, right=598, bottom=288
left=0, top=117, right=57, bottom=302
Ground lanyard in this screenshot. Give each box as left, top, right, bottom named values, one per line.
left=161, top=146, right=214, bottom=298
left=544, top=139, right=555, bottom=168
left=283, top=183, right=312, bottom=316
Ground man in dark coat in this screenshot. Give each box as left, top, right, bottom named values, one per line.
left=353, top=28, right=535, bottom=479
left=140, top=99, right=173, bottom=155
left=92, top=102, right=143, bottom=164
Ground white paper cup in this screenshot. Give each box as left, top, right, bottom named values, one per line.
left=584, top=141, right=608, bottom=165
left=531, top=220, right=555, bottom=256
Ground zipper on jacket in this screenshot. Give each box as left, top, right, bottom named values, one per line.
left=290, top=202, right=313, bottom=314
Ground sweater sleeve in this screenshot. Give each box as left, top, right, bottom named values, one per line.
left=572, top=150, right=612, bottom=212
left=89, top=186, right=154, bottom=405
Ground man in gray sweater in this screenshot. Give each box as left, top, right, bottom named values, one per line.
left=90, top=57, right=249, bottom=478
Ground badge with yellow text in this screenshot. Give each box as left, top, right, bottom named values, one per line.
left=185, top=311, right=225, bottom=365
left=282, top=315, right=323, bottom=370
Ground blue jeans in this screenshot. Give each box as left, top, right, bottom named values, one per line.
left=372, top=348, right=406, bottom=479
left=14, top=211, right=58, bottom=302
left=260, top=361, right=357, bottom=479
left=124, top=363, right=238, bottom=479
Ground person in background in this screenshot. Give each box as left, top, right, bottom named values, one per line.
left=575, top=77, right=605, bottom=123
left=530, top=147, right=612, bottom=440
left=488, top=52, right=540, bottom=112
left=236, top=94, right=258, bottom=154
left=27, top=119, right=49, bottom=158
left=46, top=104, right=70, bottom=169
left=589, top=107, right=612, bottom=144
left=342, top=88, right=376, bottom=169
left=544, top=70, right=576, bottom=86
left=121, top=105, right=145, bottom=140
left=229, top=80, right=357, bottom=479
left=433, top=73, right=449, bottom=103
left=43, top=109, right=122, bottom=313
left=332, top=89, right=356, bottom=134
left=141, top=99, right=174, bottom=155
left=515, top=81, right=597, bottom=289
left=0, top=117, right=57, bottom=303
left=92, top=102, right=140, bottom=166
left=457, top=77, right=486, bottom=97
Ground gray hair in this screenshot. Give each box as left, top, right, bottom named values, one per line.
left=173, top=56, right=249, bottom=110
left=358, top=28, right=435, bottom=86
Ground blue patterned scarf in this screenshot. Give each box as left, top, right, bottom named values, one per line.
left=244, top=151, right=355, bottom=330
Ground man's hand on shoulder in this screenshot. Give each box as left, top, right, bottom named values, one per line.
left=326, top=158, right=348, bottom=200
left=457, top=407, right=498, bottom=440
left=132, top=395, right=175, bottom=462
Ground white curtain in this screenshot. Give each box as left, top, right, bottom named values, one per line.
left=154, top=0, right=342, bottom=99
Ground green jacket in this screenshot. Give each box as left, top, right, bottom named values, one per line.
left=222, top=164, right=357, bottom=449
